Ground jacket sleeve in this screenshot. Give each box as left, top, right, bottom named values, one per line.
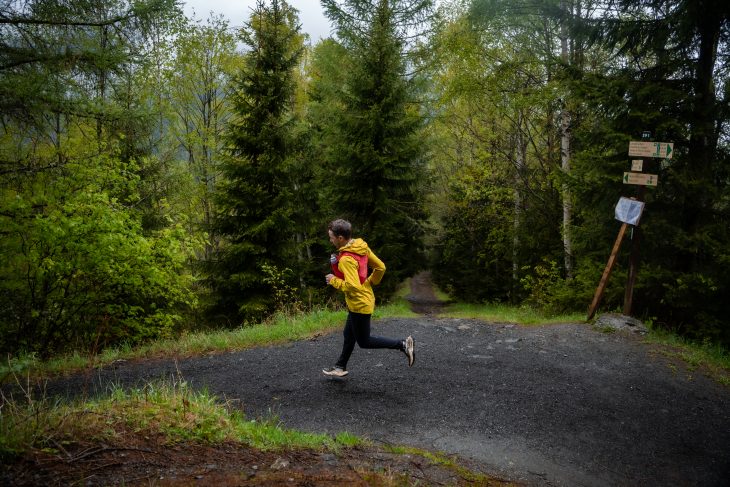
left=329, top=255, right=365, bottom=292
left=366, top=250, right=385, bottom=286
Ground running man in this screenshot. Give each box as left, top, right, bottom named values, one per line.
left=323, top=219, right=415, bottom=377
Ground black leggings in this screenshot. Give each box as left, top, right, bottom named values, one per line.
left=336, top=311, right=403, bottom=369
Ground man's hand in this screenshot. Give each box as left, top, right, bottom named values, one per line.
left=325, top=273, right=334, bottom=285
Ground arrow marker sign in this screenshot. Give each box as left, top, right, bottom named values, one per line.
left=623, top=172, right=658, bottom=186
left=628, top=141, right=673, bottom=159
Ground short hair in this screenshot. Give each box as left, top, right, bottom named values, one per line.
left=328, top=219, right=352, bottom=239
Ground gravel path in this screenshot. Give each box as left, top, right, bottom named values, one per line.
left=36, top=277, right=730, bottom=486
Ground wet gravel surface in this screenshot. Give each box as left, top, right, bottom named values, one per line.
left=37, top=317, right=730, bottom=486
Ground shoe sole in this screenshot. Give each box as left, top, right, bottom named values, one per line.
left=322, top=369, right=348, bottom=377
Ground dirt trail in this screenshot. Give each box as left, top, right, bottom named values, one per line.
left=6, top=274, right=730, bottom=486
left=406, top=271, right=447, bottom=314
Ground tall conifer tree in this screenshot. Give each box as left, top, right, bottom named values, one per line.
left=212, top=0, right=303, bottom=321
left=321, top=0, right=432, bottom=293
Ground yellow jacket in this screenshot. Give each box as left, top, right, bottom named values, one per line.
left=329, top=238, right=385, bottom=314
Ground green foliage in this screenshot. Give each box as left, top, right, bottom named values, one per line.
left=440, top=301, right=584, bottom=325
left=428, top=0, right=730, bottom=347
left=520, top=259, right=598, bottom=316
left=2, top=0, right=728, bottom=358
left=0, top=147, right=196, bottom=356
left=0, top=0, right=196, bottom=356
left=0, top=0, right=181, bottom=121
left=521, top=259, right=562, bottom=309
left=211, top=0, right=306, bottom=323
left=427, top=8, right=564, bottom=304
left=159, top=14, right=239, bottom=261
left=260, top=263, right=300, bottom=312
left=317, top=0, right=434, bottom=295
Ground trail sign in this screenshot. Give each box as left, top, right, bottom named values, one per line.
left=631, top=160, right=643, bottom=171
left=623, top=172, right=658, bottom=186
left=615, top=197, right=645, bottom=226
left=628, top=141, right=673, bottom=159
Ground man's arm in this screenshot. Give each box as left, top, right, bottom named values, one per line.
left=366, top=250, right=386, bottom=286
left=329, top=255, right=365, bottom=292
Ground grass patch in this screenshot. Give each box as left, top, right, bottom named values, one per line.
left=2, top=378, right=499, bottom=484
left=644, top=328, right=730, bottom=386
left=0, top=378, right=357, bottom=461
left=376, top=300, right=417, bottom=320
left=431, top=283, right=451, bottom=303
left=334, top=431, right=363, bottom=448
left=383, top=444, right=508, bottom=484
left=440, top=302, right=584, bottom=325
left=374, top=279, right=418, bottom=319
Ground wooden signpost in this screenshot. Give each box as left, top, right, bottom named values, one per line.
left=623, top=172, right=658, bottom=186
left=587, top=138, right=672, bottom=320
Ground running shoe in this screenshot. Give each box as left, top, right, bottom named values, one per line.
left=404, top=335, right=415, bottom=366
left=322, top=366, right=348, bottom=377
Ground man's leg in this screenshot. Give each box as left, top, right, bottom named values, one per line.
left=350, top=312, right=403, bottom=350
left=335, top=312, right=357, bottom=369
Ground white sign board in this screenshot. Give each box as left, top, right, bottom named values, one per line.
left=615, top=197, right=645, bottom=226
left=628, top=141, right=673, bottom=159
left=631, top=160, right=643, bottom=171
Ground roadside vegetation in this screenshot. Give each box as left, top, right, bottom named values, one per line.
left=0, top=379, right=346, bottom=461
left=440, top=302, right=585, bottom=325
left=0, top=375, right=504, bottom=485
left=0, top=287, right=417, bottom=382
left=644, top=327, right=730, bottom=387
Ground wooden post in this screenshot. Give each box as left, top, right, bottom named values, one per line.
left=587, top=223, right=629, bottom=320
left=623, top=186, right=646, bottom=315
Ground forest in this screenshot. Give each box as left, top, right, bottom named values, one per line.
left=1, top=0, right=729, bottom=358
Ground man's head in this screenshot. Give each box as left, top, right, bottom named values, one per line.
left=328, top=219, right=352, bottom=249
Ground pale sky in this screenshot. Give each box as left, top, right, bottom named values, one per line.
left=182, top=0, right=334, bottom=42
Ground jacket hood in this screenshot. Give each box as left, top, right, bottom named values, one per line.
left=340, top=238, right=369, bottom=256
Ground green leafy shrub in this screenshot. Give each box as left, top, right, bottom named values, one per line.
left=0, top=152, right=196, bottom=357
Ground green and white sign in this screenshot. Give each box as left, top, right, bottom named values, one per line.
left=623, top=172, right=658, bottom=186
left=628, top=141, right=673, bottom=159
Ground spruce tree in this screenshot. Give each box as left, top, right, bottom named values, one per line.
left=212, top=0, right=303, bottom=322
left=321, top=0, right=432, bottom=294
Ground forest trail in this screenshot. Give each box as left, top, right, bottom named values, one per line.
left=405, top=270, right=448, bottom=314
left=17, top=275, right=730, bottom=486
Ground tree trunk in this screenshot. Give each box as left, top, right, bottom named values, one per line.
left=560, top=0, right=574, bottom=280
left=513, top=114, right=525, bottom=300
